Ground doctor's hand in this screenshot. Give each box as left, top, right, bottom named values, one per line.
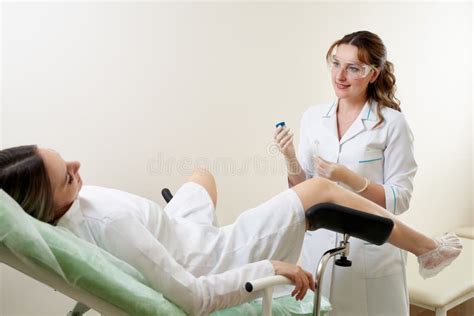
left=271, top=260, right=315, bottom=301
left=314, top=156, right=348, bottom=182
left=315, top=157, right=370, bottom=193
left=274, top=126, right=296, bottom=160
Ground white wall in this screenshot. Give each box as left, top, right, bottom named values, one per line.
left=1, top=2, right=472, bottom=315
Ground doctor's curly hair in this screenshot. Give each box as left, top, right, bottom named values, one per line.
left=327, top=30, right=400, bottom=128
left=0, top=145, right=55, bottom=223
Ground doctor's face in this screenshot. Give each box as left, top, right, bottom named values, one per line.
left=39, top=148, right=82, bottom=220
left=330, top=44, right=379, bottom=102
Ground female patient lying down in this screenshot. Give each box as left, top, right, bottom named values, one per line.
left=0, top=145, right=462, bottom=315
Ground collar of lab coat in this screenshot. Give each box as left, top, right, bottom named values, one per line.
left=56, top=198, right=84, bottom=227
left=321, top=99, right=379, bottom=144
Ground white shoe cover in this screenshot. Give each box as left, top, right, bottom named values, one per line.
left=417, top=232, right=463, bottom=279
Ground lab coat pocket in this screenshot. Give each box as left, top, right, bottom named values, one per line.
left=357, top=148, right=384, bottom=181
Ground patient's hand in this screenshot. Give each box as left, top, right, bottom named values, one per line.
left=270, top=260, right=315, bottom=301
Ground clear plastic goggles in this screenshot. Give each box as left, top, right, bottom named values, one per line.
left=328, top=55, right=376, bottom=80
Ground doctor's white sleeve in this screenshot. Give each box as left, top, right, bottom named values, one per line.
left=382, top=114, right=418, bottom=215
left=100, top=217, right=274, bottom=315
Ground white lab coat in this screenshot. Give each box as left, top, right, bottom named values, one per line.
left=297, top=100, right=417, bottom=316
left=57, top=184, right=306, bottom=315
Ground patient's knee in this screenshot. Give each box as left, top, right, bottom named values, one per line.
left=307, top=177, right=335, bottom=192
left=310, top=177, right=338, bottom=202
left=311, top=177, right=340, bottom=201
left=188, top=168, right=217, bottom=206
left=292, top=177, right=338, bottom=211
left=191, top=168, right=214, bottom=179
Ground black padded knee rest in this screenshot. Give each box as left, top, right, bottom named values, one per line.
left=305, top=203, right=394, bottom=245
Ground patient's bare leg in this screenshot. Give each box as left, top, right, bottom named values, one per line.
left=188, top=168, right=217, bottom=207
left=292, top=177, right=462, bottom=278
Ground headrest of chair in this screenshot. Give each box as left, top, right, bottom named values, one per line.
left=305, top=203, right=394, bottom=245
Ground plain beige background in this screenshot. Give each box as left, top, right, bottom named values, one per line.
left=1, top=2, right=472, bottom=315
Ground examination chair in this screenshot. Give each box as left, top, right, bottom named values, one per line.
left=0, top=188, right=393, bottom=316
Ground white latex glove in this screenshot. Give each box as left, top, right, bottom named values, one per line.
left=315, top=156, right=370, bottom=193
left=313, top=156, right=347, bottom=182
left=274, top=126, right=296, bottom=160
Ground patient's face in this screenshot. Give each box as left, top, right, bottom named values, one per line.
left=39, top=148, right=82, bottom=220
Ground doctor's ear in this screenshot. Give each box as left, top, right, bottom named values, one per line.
left=369, top=68, right=381, bottom=84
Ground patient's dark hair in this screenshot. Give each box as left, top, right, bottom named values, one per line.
left=0, top=145, right=54, bottom=223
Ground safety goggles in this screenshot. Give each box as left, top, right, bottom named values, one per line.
left=328, top=55, right=376, bottom=80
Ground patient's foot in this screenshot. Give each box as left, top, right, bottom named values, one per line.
left=417, top=232, right=463, bottom=279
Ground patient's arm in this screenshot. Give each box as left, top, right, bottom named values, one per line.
left=100, top=217, right=274, bottom=315
left=270, top=260, right=315, bottom=301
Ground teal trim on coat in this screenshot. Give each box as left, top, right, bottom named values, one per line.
left=358, top=157, right=383, bottom=163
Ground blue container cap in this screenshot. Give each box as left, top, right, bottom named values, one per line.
left=275, top=121, right=286, bottom=128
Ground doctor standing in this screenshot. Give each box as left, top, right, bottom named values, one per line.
left=274, top=31, right=417, bottom=315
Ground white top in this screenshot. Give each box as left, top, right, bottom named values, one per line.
left=297, top=100, right=417, bottom=214
left=57, top=185, right=274, bottom=315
